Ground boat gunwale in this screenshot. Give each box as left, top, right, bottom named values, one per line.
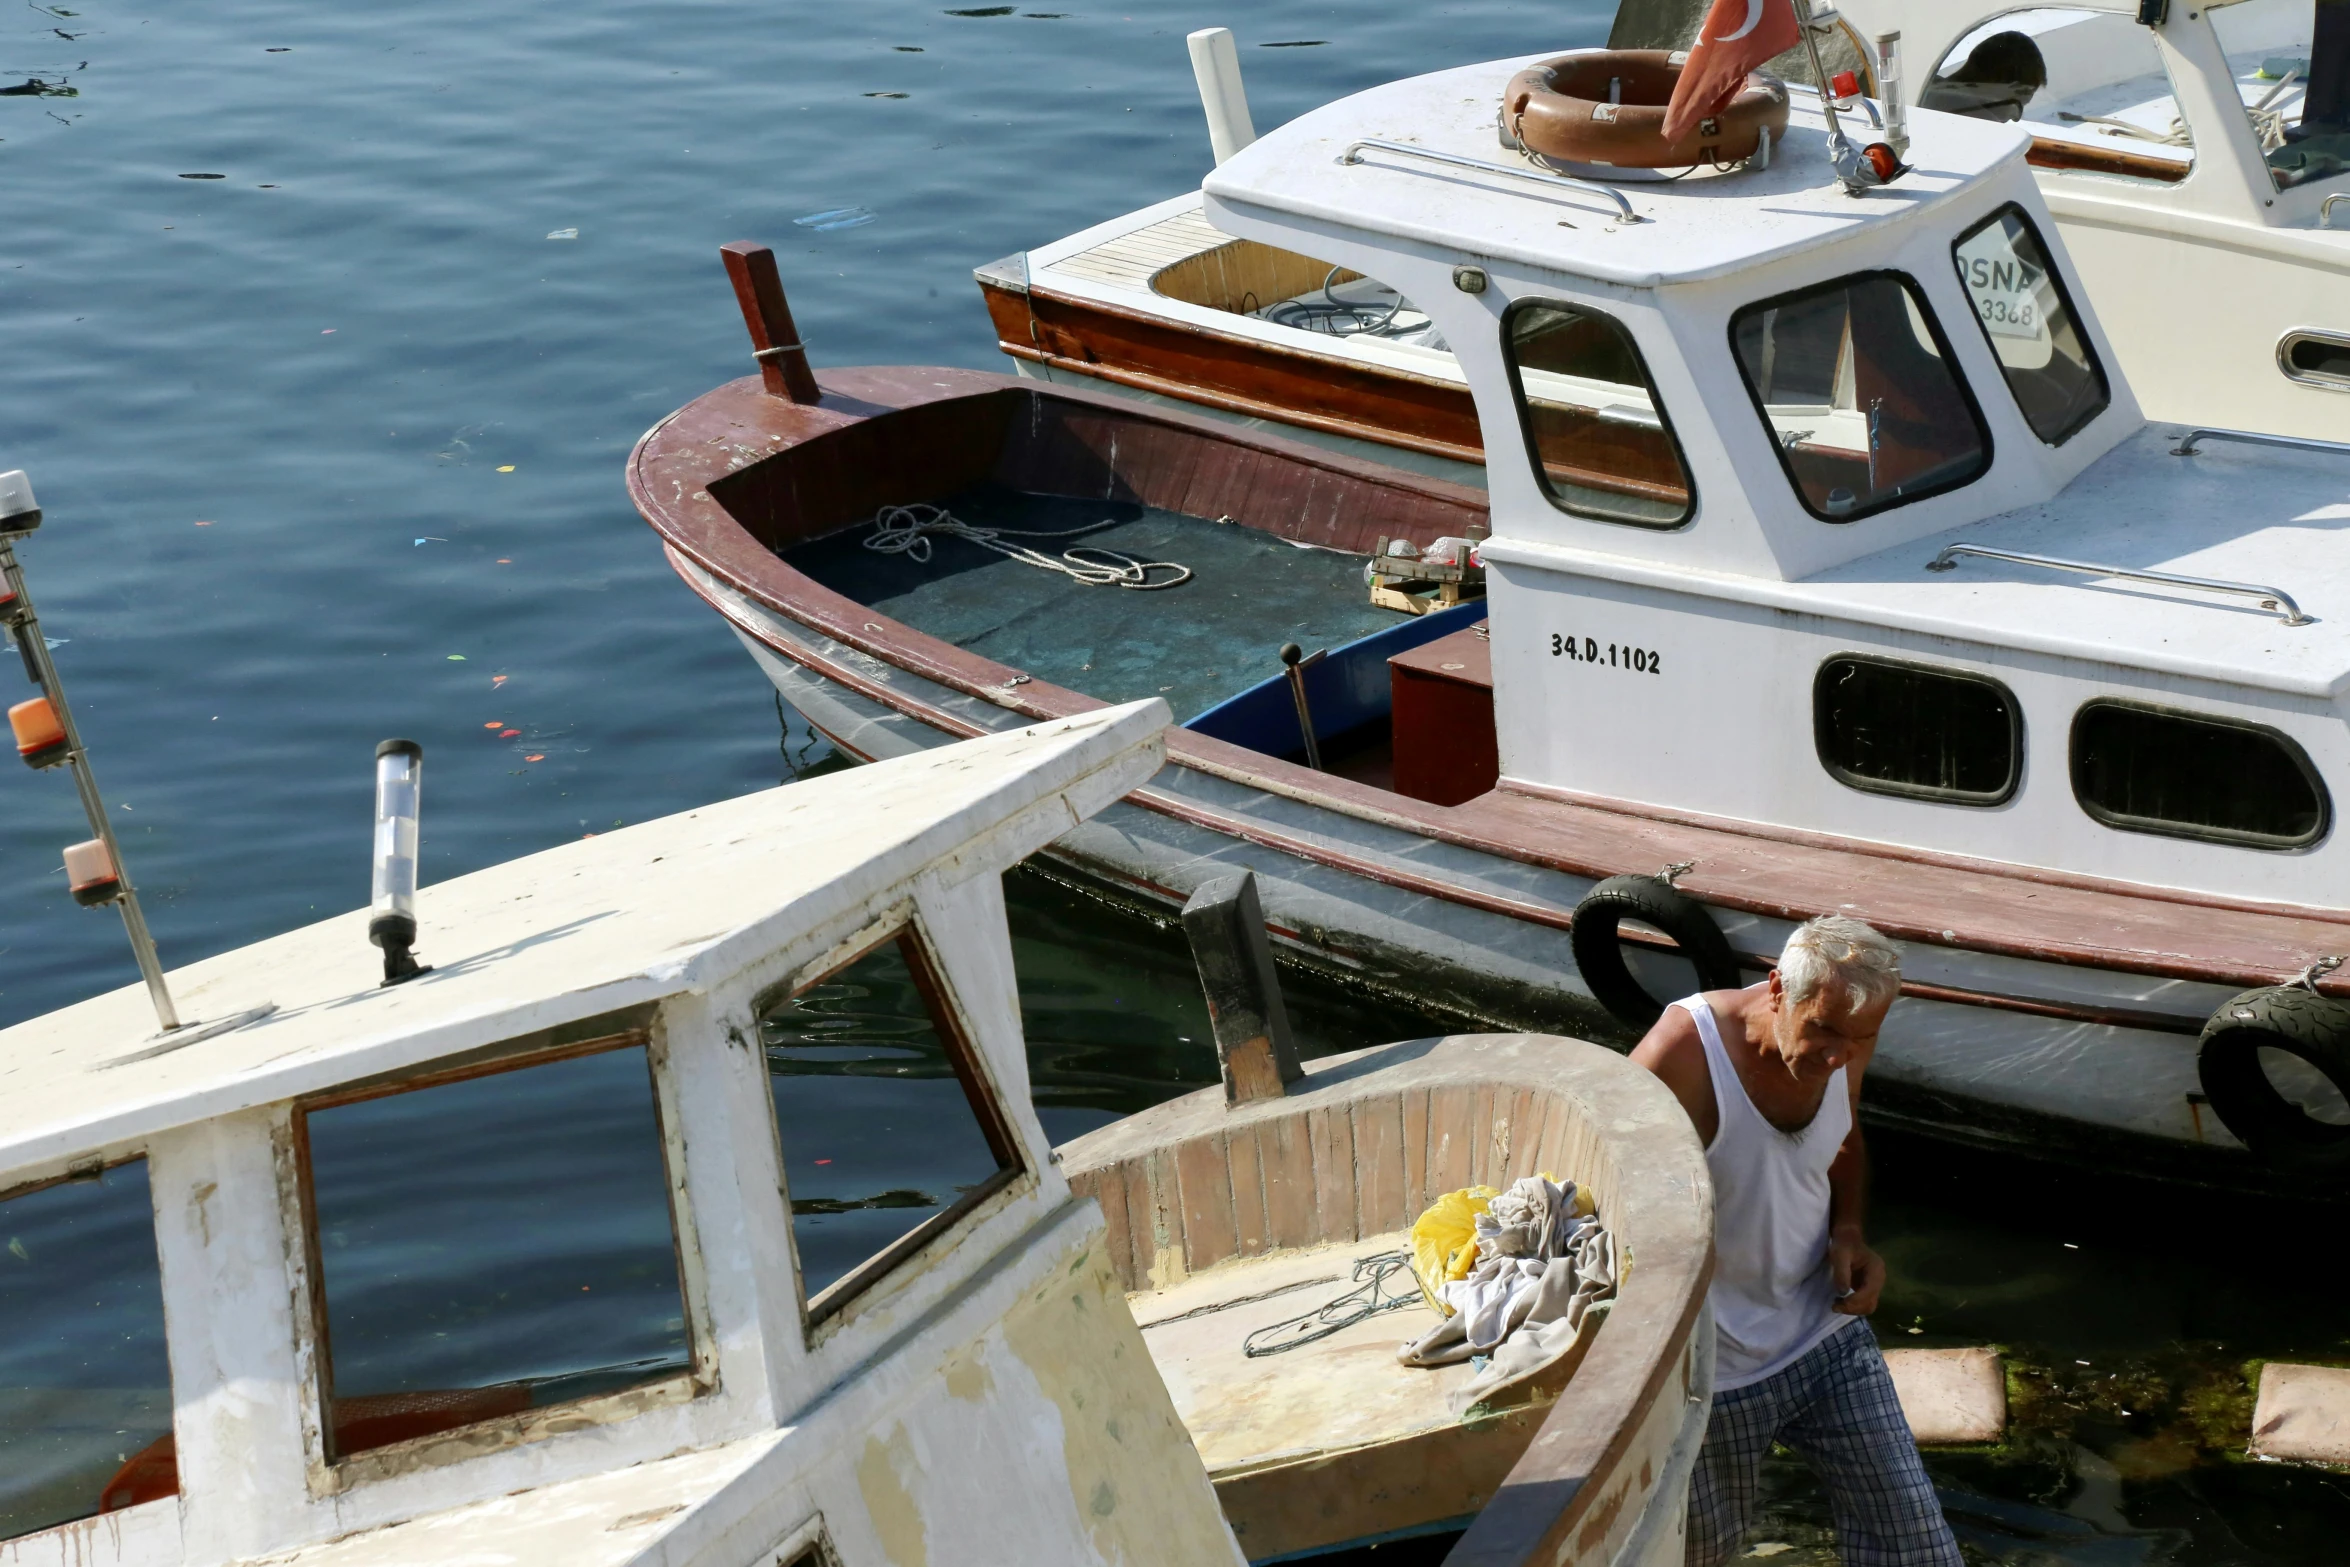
left=627, top=367, right=2350, bottom=1009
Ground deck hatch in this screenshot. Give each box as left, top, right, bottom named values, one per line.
left=1499, top=297, right=1695, bottom=529
left=0, top=1157, right=172, bottom=1540
left=1952, top=205, right=2109, bottom=445
left=2070, top=700, right=2331, bottom=849
left=294, top=1026, right=696, bottom=1465
left=1813, top=655, right=2021, bottom=806
left=763, top=921, right=1023, bottom=1328
left=1730, top=270, right=1992, bottom=523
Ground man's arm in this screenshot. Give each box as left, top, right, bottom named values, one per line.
left=1627, top=1003, right=1718, bottom=1149
left=1827, top=1058, right=1885, bottom=1315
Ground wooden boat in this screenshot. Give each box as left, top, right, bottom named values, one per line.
left=1060, top=1030, right=1713, bottom=1564
left=636, top=66, right=2350, bottom=1196
left=979, top=1, right=2348, bottom=460
left=0, top=706, right=1264, bottom=1565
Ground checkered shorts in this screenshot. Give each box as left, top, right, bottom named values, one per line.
left=1686, top=1317, right=1960, bottom=1567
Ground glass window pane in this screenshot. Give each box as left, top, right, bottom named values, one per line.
left=763, top=930, right=1016, bottom=1315
left=1814, top=657, right=2019, bottom=804
left=0, top=1161, right=173, bottom=1539
left=1952, top=207, right=2110, bottom=444
left=2071, top=701, right=2330, bottom=848
left=1500, top=300, right=1694, bottom=529
left=2219, top=0, right=2350, bottom=193
left=1731, top=273, right=1991, bottom=521
left=304, top=1042, right=690, bottom=1459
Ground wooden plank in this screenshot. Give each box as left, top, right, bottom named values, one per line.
left=1427, top=1084, right=1477, bottom=1200
left=1175, top=1133, right=1240, bottom=1272
left=1306, top=1103, right=1358, bottom=1245
left=1401, top=1086, right=1432, bottom=1219
left=1128, top=1148, right=1174, bottom=1285
left=1068, top=1164, right=1136, bottom=1290
left=1468, top=1082, right=1500, bottom=1188
left=1260, top=1114, right=1319, bottom=1251
left=1352, top=1093, right=1409, bottom=1237
left=1226, top=1123, right=1270, bottom=1257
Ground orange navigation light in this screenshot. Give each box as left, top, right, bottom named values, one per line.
left=10, top=695, right=67, bottom=768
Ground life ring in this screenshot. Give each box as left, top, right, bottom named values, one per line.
left=1569, top=873, right=1743, bottom=1031
left=2196, top=984, right=2350, bottom=1168
left=1503, top=50, right=1790, bottom=171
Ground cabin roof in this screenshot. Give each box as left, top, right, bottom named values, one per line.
left=1203, top=54, right=2029, bottom=288
left=0, top=702, right=1166, bottom=1180
left=1485, top=429, right=2350, bottom=697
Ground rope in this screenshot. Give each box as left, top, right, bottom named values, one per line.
left=863, top=503, right=1192, bottom=590
left=1241, top=1249, right=1420, bottom=1357
left=1263, top=267, right=1418, bottom=339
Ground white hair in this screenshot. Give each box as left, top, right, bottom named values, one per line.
left=1779, top=915, right=1901, bottom=1016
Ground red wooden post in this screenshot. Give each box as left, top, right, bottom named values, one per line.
left=718, top=241, right=822, bottom=405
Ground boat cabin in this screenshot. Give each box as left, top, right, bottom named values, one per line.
left=1202, top=67, right=2350, bottom=906
left=0, top=704, right=1248, bottom=1567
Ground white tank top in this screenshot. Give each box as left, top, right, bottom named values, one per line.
left=1677, top=995, right=1853, bottom=1390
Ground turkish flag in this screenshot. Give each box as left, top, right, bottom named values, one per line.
left=1662, top=0, right=1802, bottom=143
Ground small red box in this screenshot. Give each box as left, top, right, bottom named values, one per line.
left=1389, top=626, right=1497, bottom=807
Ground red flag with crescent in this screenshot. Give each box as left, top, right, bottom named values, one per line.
left=1662, top=0, right=1801, bottom=143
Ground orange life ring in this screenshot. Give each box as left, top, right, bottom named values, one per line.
left=1503, top=50, right=1790, bottom=170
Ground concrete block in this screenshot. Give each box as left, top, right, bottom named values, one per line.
left=2251, top=1362, right=2350, bottom=1465
left=1883, top=1346, right=2006, bottom=1445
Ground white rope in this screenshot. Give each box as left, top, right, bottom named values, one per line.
left=862, top=503, right=1192, bottom=590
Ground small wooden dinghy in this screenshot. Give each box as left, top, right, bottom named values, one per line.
left=1061, top=1028, right=1714, bottom=1564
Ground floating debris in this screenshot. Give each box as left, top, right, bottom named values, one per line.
left=893, top=45, right=924, bottom=50
left=943, top=5, right=1015, bottom=13
left=496, top=464, right=515, bottom=472
left=863, top=91, right=908, bottom=99
left=1259, top=39, right=1328, bottom=46
left=546, top=227, right=577, bottom=240
left=793, top=206, right=876, bottom=232
left=0, top=78, right=75, bottom=97
left=178, top=171, right=226, bottom=179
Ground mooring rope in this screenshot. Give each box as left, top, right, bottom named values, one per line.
left=863, top=503, right=1192, bottom=590
left=1241, top=1249, right=1420, bottom=1358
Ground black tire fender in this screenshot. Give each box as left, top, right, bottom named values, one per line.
left=1569, top=873, right=1743, bottom=1031
left=2196, top=984, right=2350, bottom=1168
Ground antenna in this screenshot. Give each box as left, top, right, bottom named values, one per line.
left=0, top=471, right=180, bottom=1031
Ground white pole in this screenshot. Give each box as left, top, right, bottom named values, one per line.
left=1187, top=27, right=1256, bottom=165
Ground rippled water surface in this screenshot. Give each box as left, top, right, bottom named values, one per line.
left=2, top=0, right=2349, bottom=1557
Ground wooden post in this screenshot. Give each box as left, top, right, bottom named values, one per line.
left=1181, top=871, right=1303, bottom=1104
left=718, top=241, right=822, bottom=405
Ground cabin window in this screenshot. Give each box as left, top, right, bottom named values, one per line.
left=0, top=1160, right=173, bottom=1539
left=1730, top=272, right=1992, bottom=522
left=1814, top=656, right=2021, bottom=805
left=2227, top=1, right=2349, bottom=193
left=2071, top=700, right=2330, bottom=849
left=298, top=1024, right=693, bottom=1463
left=1952, top=207, right=2109, bottom=444
left=1922, top=12, right=2196, bottom=184
left=762, top=924, right=1021, bottom=1325
left=1499, top=298, right=1695, bottom=529
left=2280, top=328, right=2350, bottom=390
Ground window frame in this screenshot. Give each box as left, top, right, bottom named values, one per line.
left=288, top=1003, right=711, bottom=1485
left=1498, top=294, right=1699, bottom=531
left=1812, top=653, right=2023, bottom=806
left=756, top=915, right=1027, bottom=1338
left=2068, top=698, right=2333, bottom=850
left=1727, top=268, right=1996, bottom=524
left=2278, top=328, right=2350, bottom=393
left=1951, top=204, right=2111, bottom=445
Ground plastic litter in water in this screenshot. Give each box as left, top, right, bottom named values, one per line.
left=491, top=674, right=509, bottom=687
left=496, top=464, right=516, bottom=473
left=793, top=206, right=876, bottom=232
left=547, top=227, right=578, bottom=240
left=524, top=753, right=544, bottom=762
left=501, top=729, right=520, bottom=738
left=193, top=520, right=214, bottom=527
left=447, top=654, right=466, bottom=661
left=863, top=91, right=908, bottom=99
left=178, top=172, right=226, bottom=179
left=413, top=536, right=446, bottom=546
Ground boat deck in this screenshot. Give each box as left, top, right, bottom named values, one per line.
left=1133, top=1231, right=1459, bottom=1477
left=783, top=484, right=1399, bottom=724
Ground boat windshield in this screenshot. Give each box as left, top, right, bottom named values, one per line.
left=1951, top=206, right=2109, bottom=444
left=2214, top=0, right=2350, bottom=191
left=1499, top=299, right=1694, bottom=529
left=1729, top=272, right=1992, bottom=522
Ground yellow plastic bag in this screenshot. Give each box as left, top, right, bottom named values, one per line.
left=1409, top=1185, right=1498, bottom=1315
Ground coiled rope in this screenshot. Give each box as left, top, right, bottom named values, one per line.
left=863, top=503, right=1192, bottom=590
left=1241, top=1249, right=1420, bottom=1357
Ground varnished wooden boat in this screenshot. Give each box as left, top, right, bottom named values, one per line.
left=1059, top=1031, right=1714, bottom=1564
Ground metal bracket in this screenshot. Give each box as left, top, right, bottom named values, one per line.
left=2290, top=955, right=2347, bottom=991
left=1657, top=859, right=1696, bottom=888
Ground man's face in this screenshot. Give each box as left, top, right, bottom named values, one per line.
left=1768, top=973, right=1890, bottom=1084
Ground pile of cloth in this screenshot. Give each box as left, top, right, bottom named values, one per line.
left=1397, top=1173, right=1616, bottom=1404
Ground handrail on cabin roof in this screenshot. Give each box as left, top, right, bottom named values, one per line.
left=1335, top=138, right=1645, bottom=224
left=1924, top=543, right=2312, bottom=627
left=2170, top=425, right=2350, bottom=461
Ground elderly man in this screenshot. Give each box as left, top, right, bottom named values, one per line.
left=1631, top=915, right=1959, bottom=1567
